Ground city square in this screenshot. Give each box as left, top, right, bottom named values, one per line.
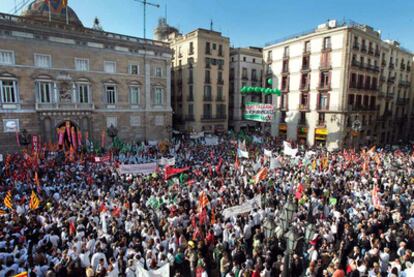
left=0, top=0, right=414, bottom=276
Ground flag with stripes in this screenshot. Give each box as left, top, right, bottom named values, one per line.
left=4, top=190, right=13, bottom=210
left=13, top=272, right=28, bottom=277
left=29, top=190, right=40, bottom=210
left=0, top=209, right=6, bottom=216
left=254, top=167, right=268, bottom=185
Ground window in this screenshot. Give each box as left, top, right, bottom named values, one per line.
left=217, top=86, right=223, bottom=100
left=323, top=37, right=331, bottom=49
left=242, top=68, right=248, bottom=79
left=155, top=67, right=162, bottom=77
left=218, top=71, right=223, bottom=83
left=129, top=86, right=140, bottom=105
left=106, top=117, right=117, bottom=128
left=75, top=58, right=89, bottom=71
left=282, top=60, right=289, bottom=72
left=77, top=84, right=89, bottom=103
left=104, top=61, right=116, bottom=73
left=212, top=43, right=217, bottom=50
left=304, top=41, right=311, bottom=52
left=320, top=71, right=330, bottom=88
left=318, top=94, right=329, bottom=110
left=283, top=46, right=289, bottom=57
left=205, top=42, right=211, bottom=54
left=204, top=85, right=212, bottom=100
left=188, top=85, right=194, bottom=101
left=253, top=58, right=256, bottom=63
left=205, top=70, right=211, bottom=83
left=37, top=81, right=53, bottom=103
left=350, top=73, right=357, bottom=88
left=129, top=64, right=139, bottom=75
left=189, top=42, right=194, bottom=54
left=105, top=85, right=116, bottom=104
left=251, top=69, right=257, bottom=81
left=0, top=80, right=18, bottom=103
left=243, top=57, right=246, bottom=62
left=216, top=104, right=226, bottom=118
left=218, top=45, right=223, bottom=56
left=203, top=103, right=212, bottom=117
left=154, top=88, right=163, bottom=105
left=188, top=104, right=194, bottom=116
left=267, top=50, right=272, bottom=61
left=34, top=54, right=51, bottom=68
left=0, top=50, right=14, bottom=65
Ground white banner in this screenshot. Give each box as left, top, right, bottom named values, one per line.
left=222, top=195, right=261, bottom=219
left=148, top=140, right=158, bottom=146
left=158, top=157, right=176, bottom=167
left=283, top=141, right=298, bottom=157
left=237, top=148, right=249, bottom=159
left=118, top=162, right=157, bottom=175
left=252, top=135, right=263, bottom=144
left=204, top=136, right=219, bottom=146
left=270, top=157, right=282, bottom=170
left=190, top=131, right=204, bottom=139
left=136, top=263, right=169, bottom=277
left=264, top=149, right=272, bottom=157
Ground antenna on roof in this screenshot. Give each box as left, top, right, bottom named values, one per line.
left=210, top=19, right=213, bottom=31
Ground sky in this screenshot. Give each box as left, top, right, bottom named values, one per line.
left=1, top=0, right=414, bottom=50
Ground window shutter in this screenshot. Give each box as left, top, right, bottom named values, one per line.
left=327, top=94, right=330, bottom=110
left=328, top=71, right=332, bottom=87
left=102, top=85, right=106, bottom=104
left=317, top=93, right=320, bottom=109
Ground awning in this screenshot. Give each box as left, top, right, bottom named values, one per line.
left=315, top=135, right=327, bottom=141
left=315, top=128, right=328, bottom=135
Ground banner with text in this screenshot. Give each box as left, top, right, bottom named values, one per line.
left=243, top=102, right=275, bottom=122
left=118, top=162, right=157, bottom=175
left=222, top=195, right=261, bottom=219
left=158, top=157, right=176, bottom=167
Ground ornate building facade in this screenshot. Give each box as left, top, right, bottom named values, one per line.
left=0, top=0, right=172, bottom=153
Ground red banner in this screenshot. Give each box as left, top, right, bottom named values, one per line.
left=58, top=128, right=64, bottom=146
left=77, top=130, right=82, bottom=146
left=94, top=153, right=111, bottom=163
left=71, top=127, right=77, bottom=148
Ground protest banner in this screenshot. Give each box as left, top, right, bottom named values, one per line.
left=270, top=157, right=281, bottom=169
left=264, top=149, right=272, bottom=157
left=204, top=136, right=219, bottom=146
left=222, top=195, right=261, bottom=219
left=190, top=131, right=204, bottom=139
left=118, top=162, right=157, bottom=175
left=94, top=153, right=111, bottom=163
left=237, top=148, right=249, bottom=159
left=243, top=102, right=274, bottom=122
left=158, top=157, right=176, bottom=167
left=283, top=141, right=298, bottom=157
left=136, top=263, right=169, bottom=277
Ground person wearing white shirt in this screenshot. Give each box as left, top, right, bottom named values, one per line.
left=91, top=250, right=108, bottom=272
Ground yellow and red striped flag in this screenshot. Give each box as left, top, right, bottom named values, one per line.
left=29, top=190, right=40, bottom=210
left=254, top=167, right=268, bottom=185
left=198, top=191, right=209, bottom=210
left=14, top=272, right=28, bottom=277
left=0, top=209, right=6, bottom=215
left=4, top=190, right=13, bottom=210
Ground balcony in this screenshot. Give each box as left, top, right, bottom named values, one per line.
left=322, top=43, right=332, bottom=52
left=205, top=77, right=211, bottom=84
left=187, top=95, right=194, bottom=101
left=242, top=75, right=248, bottom=81
left=396, top=98, right=408, bottom=105
left=389, top=63, right=395, bottom=69
left=217, top=79, right=224, bottom=85
left=381, top=60, right=386, bottom=67
left=300, top=83, right=310, bottom=92
left=399, top=80, right=411, bottom=87
left=301, top=64, right=310, bottom=72
left=401, top=64, right=406, bottom=71
left=35, top=102, right=95, bottom=111
left=216, top=96, right=225, bottom=102
left=282, top=66, right=289, bottom=73
left=408, top=66, right=411, bottom=72
left=298, top=103, right=310, bottom=111
left=266, top=56, right=273, bottom=63
left=316, top=104, right=329, bottom=112
left=280, top=86, right=289, bottom=93
left=185, top=115, right=195, bottom=121
left=387, top=76, right=395, bottom=83
left=316, top=120, right=326, bottom=127
left=178, top=53, right=183, bottom=58
left=188, top=78, right=193, bottom=84
left=280, top=103, right=288, bottom=111
left=361, top=45, right=367, bottom=52
left=375, top=50, right=380, bottom=57
left=380, top=75, right=386, bottom=82
left=203, top=95, right=212, bottom=101
left=205, top=49, right=211, bottom=55
left=353, top=43, right=360, bottom=50
left=303, top=48, right=311, bottom=55
left=188, top=49, right=194, bottom=55
left=368, top=47, right=374, bottom=55
left=319, top=63, right=332, bottom=70
left=201, top=114, right=226, bottom=121
left=317, top=84, right=331, bottom=91
left=283, top=53, right=289, bottom=60
left=351, top=60, right=361, bottom=68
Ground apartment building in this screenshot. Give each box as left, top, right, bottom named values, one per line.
left=263, top=20, right=413, bottom=150
left=0, top=1, right=173, bottom=153
left=229, top=47, right=265, bottom=132
left=169, top=29, right=230, bottom=133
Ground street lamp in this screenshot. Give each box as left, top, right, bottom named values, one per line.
left=18, top=129, right=31, bottom=148
left=304, top=223, right=317, bottom=243
left=263, top=215, right=276, bottom=239
left=107, top=124, right=118, bottom=143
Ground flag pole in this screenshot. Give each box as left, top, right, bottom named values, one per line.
left=65, top=1, right=69, bottom=25
left=48, top=0, right=51, bottom=22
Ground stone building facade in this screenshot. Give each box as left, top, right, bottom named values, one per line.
left=0, top=0, right=172, bottom=153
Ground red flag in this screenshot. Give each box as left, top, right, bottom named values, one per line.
left=164, top=166, right=190, bottom=180
left=34, top=172, right=40, bottom=186
left=199, top=208, right=207, bottom=225
left=99, top=202, right=107, bottom=213
left=65, top=121, right=72, bottom=144
left=235, top=155, right=240, bottom=171
left=198, top=191, right=210, bottom=210
left=71, top=127, right=77, bottom=148
left=112, top=206, right=121, bottom=217
left=295, top=183, right=304, bottom=200
left=216, top=157, right=223, bottom=173
left=210, top=150, right=214, bottom=160
left=77, top=130, right=82, bottom=146
left=69, top=221, right=76, bottom=236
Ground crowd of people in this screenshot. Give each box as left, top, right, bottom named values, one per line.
left=1, top=132, right=414, bottom=277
